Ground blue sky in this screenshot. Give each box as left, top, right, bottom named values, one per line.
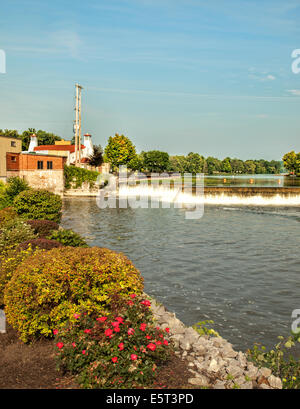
left=0, top=0, right=300, bottom=160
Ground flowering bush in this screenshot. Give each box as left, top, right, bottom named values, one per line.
left=54, top=294, right=172, bottom=388
left=18, top=238, right=63, bottom=251
left=0, top=207, right=18, bottom=228
left=4, top=246, right=143, bottom=342
left=25, top=220, right=59, bottom=238
left=0, top=219, right=36, bottom=255
left=0, top=245, right=35, bottom=307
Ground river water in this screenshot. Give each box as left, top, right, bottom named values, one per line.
left=61, top=181, right=300, bottom=352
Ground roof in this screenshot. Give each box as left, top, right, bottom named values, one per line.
left=34, top=144, right=85, bottom=153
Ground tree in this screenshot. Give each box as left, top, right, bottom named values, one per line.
left=185, top=152, right=205, bottom=174
left=169, top=155, right=187, bottom=174
left=21, top=128, right=62, bottom=151
left=104, top=133, right=137, bottom=172
left=88, top=145, right=104, bottom=167
left=221, top=157, right=232, bottom=173
left=205, top=157, right=222, bottom=175
left=142, top=150, right=170, bottom=173
left=230, top=158, right=245, bottom=174
left=282, top=151, right=300, bottom=175
left=244, top=160, right=256, bottom=174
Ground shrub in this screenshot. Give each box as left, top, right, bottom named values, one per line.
left=247, top=333, right=300, bottom=389
left=25, top=220, right=59, bottom=238
left=13, top=189, right=62, bottom=223
left=64, top=165, right=99, bottom=189
left=48, top=229, right=88, bottom=247
left=18, top=238, right=63, bottom=251
left=0, top=246, right=35, bottom=307
left=54, top=294, right=172, bottom=388
left=4, top=177, right=30, bottom=206
left=0, top=207, right=18, bottom=228
left=0, top=219, right=36, bottom=255
left=4, top=247, right=144, bottom=342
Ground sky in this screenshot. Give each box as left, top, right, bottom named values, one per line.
left=0, top=0, right=300, bottom=160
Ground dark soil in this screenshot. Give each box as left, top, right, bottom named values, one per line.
left=0, top=325, right=194, bottom=389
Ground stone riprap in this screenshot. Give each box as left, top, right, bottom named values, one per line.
left=147, top=295, right=282, bottom=389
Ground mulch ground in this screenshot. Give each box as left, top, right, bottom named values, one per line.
left=0, top=325, right=193, bottom=389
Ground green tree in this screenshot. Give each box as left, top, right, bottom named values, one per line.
left=221, top=157, right=232, bottom=173
left=230, top=158, right=245, bottom=174
left=282, top=151, right=300, bottom=175
left=169, top=155, right=187, bottom=174
left=205, top=157, right=222, bottom=175
left=104, top=133, right=137, bottom=172
left=185, top=152, right=205, bottom=174
left=21, top=128, right=62, bottom=151
left=244, top=160, right=256, bottom=174
left=142, top=150, right=170, bottom=173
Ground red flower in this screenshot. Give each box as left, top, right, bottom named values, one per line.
left=147, top=343, right=156, bottom=351
left=112, top=357, right=118, bottom=363
left=156, top=341, right=162, bottom=345
left=96, top=317, right=107, bottom=322
left=146, top=335, right=152, bottom=340
left=112, top=321, right=120, bottom=327
left=114, top=326, right=120, bottom=333
left=118, top=342, right=124, bottom=351
left=128, top=328, right=135, bottom=335
left=163, top=340, right=169, bottom=346
left=141, top=300, right=151, bottom=307
left=130, top=294, right=137, bottom=299
left=127, top=300, right=134, bottom=305
left=84, top=329, right=91, bottom=334
left=140, top=323, right=147, bottom=331
left=72, top=342, right=76, bottom=348
left=53, top=329, right=58, bottom=335
left=82, top=350, right=86, bottom=355
left=105, top=328, right=113, bottom=337
left=165, top=328, right=170, bottom=333
left=73, top=313, right=80, bottom=319
left=56, top=342, right=64, bottom=349
left=131, top=354, right=138, bottom=361
left=115, top=317, right=124, bottom=323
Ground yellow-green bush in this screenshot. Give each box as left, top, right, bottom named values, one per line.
left=4, top=246, right=144, bottom=342
left=0, top=245, right=35, bottom=307
left=0, top=207, right=18, bottom=228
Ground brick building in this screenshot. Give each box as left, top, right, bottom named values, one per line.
left=6, top=152, right=66, bottom=194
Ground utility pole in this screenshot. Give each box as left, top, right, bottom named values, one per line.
left=74, top=83, right=83, bottom=166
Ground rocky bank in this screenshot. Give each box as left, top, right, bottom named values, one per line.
left=147, top=294, right=282, bottom=389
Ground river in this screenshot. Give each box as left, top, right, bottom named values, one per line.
left=61, top=177, right=300, bottom=352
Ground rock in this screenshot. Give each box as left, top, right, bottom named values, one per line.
left=180, top=339, right=191, bottom=351
left=208, top=358, right=219, bottom=373
left=188, top=376, right=210, bottom=387
left=220, top=346, right=238, bottom=359
left=268, top=375, right=282, bottom=389
left=214, top=381, right=226, bottom=389
left=239, top=381, right=253, bottom=389
left=237, top=351, right=247, bottom=368
left=226, top=364, right=244, bottom=378
left=259, top=383, right=272, bottom=389
left=244, top=367, right=259, bottom=380
left=259, top=367, right=272, bottom=378
left=193, top=344, right=207, bottom=356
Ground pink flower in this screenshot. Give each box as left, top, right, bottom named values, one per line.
left=73, top=313, right=80, bottom=319
left=82, top=350, right=86, bottom=355
left=96, top=317, right=107, bottom=322
left=112, top=357, right=118, bottom=363
left=130, top=294, right=137, bottom=299
left=84, top=329, right=91, bottom=334
left=56, top=342, right=64, bottom=349
left=72, top=342, right=76, bottom=348
left=118, top=342, right=124, bottom=351
left=53, top=329, right=58, bottom=335
left=128, top=328, right=135, bottom=336
left=131, top=354, right=138, bottom=361
left=140, top=323, right=147, bottom=331
left=141, top=300, right=151, bottom=307
left=105, top=328, right=113, bottom=337
left=147, top=343, right=156, bottom=352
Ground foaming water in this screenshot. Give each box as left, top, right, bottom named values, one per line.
left=118, top=185, right=300, bottom=206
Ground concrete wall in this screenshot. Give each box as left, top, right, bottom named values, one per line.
left=6, top=169, right=65, bottom=195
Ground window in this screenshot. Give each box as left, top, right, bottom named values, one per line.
left=47, top=161, right=53, bottom=170
left=11, top=141, right=16, bottom=147
left=11, top=156, right=16, bottom=162
left=37, top=161, right=43, bottom=170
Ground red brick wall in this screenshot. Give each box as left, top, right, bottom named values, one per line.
left=6, top=153, right=20, bottom=171
left=18, top=154, right=65, bottom=170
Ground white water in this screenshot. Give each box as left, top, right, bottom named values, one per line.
left=118, top=185, right=300, bottom=206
